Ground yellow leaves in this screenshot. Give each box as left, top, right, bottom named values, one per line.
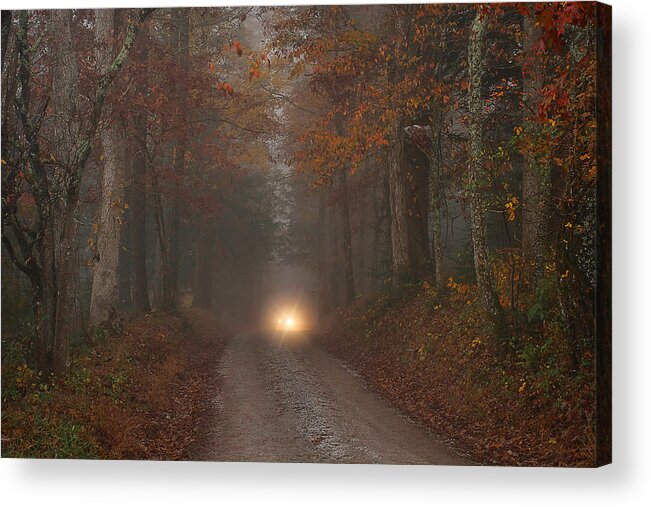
left=561, top=269, right=570, bottom=280
left=14, top=363, right=35, bottom=392
left=513, top=125, right=523, bottom=136
left=504, top=196, right=519, bottom=222
left=518, top=381, right=527, bottom=393
left=470, top=337, right=482, bottom=349
left=579, top=153, right=591, bottom=161
left=586, top=165, right=597, bottom=181
left=447, top=277, right=457, bottom=289
left=446, top=277, right=476, bottom=304
left=564, top=221, right=573, bottom=229
left=548, top=438, right=557, bottom=445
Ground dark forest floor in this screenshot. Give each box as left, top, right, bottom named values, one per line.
left=1, top=309, right=229, bottom=459
left=318, top=284, right=597, bottom=467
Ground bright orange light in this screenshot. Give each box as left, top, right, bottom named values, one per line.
left=266, top=295, right=316, bottom=333
left=275, top=313, right=300, bottom=331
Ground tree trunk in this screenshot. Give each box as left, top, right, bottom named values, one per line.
left=405, top=142, right=431, bottom=278
left=330, top=193, right=341, bottom=308
left=428, top=119, right=444, bottom=290
left=401, top=124, right=445, bottom=289
left=357, top=184, right=368, bottom=296
left=89, top=10, right=125, bottom=326
left=370, top=167, right=381, bottom=292
left=39, top=192, right=81, bottom=375
left=468, top=11, right=506, bottom=340
left=317, top=189, right=329, bottom=320
left=338, top=168, right=355, bottom=305
left=387, top=6, right=430, bottom=285
left=90, top=10, right=130, bottom=326
left=192, top=219, right=216, bottom=310
left=48, top=9, right=82, bottom=374
left=131, top=148, right=151, bottom=314
left=118, top=205, right=132, bottom=309
left=521, top=15, right=552, bottom=278
left=1, top=11, right=12, bottom=63
left=161, top=9, right=189, bottom=311
left=130, top=39, right=151, bottom=314
left=388, top=117, right=411, bottom=284
left=53, top=200, right=81, bottom=373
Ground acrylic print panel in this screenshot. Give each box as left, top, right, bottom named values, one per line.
left=0, top=2, right=611, bottom=467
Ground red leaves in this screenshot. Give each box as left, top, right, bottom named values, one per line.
left=216, top=82, right=235, bottom=97
left=224, top=41, right=244, bottom=57
left=530, top=2, right=595, bottom=54
left=537, top=82, right=571, bottom=123
left=248, top=66, right=261, bottom=81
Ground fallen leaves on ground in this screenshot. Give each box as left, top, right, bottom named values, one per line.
left=2, top=309, right=229, bottom=460
left=318, top=289, right=596, bottom=467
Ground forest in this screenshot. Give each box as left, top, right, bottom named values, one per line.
left=1, top=3, right=610, bottom=467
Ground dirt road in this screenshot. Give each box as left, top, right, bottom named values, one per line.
left=192, top=332, right=470, bottom=465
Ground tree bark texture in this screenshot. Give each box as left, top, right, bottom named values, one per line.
left=130, top=27, right=151, bottom=314
left=338, top=167, right=355, bottom=305
left=521, top=15, right=552, bottom=277
left=468, top=11, right=506, bottom=339
left=160, top=9, right=189, bottom=311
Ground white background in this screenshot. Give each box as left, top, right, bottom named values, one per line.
left=1, top=0, right=649, bottom=505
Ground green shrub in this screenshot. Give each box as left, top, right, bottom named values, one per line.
left=6, top=415, right=99, bottom=459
